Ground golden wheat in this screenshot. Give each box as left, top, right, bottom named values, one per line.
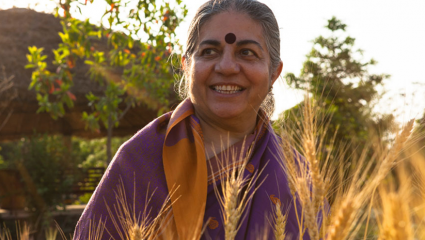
left=45, top=227, right=58, bottom=240
left=273, top=202, right=288, bottom=240
left=104, top=175, right=177, bottom=240
left=326, top=199, right=355, bottom=240
left=209, top=138, right=268, bottom=240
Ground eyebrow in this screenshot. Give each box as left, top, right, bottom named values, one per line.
left=236, top=40, right=264, bottom=50
left=198, top=39, right=264, bottom=50
left=199, top=39, right=221, bottom=47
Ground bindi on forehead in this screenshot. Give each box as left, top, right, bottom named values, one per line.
left=224, top=33, right=236, bottom=44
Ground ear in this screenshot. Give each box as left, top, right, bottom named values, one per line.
left=271, top=61, right=283, bottom=86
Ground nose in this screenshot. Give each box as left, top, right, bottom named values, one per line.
left=214, top=49, right=240, bottom=75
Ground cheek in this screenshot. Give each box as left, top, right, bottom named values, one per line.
left=250, top=65, right=272, bottom=88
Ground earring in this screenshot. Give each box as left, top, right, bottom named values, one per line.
left=269, top=86, right=273, bottom=92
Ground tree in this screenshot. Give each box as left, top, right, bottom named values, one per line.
left=279, top=17, right=394, bottom=163
left=26, top=0, right=187, bottom=163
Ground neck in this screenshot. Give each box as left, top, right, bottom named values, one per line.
left=195, top=112, right=257, bottom=158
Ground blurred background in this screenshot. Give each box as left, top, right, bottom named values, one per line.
left=0, top=0, right=424, bottom=239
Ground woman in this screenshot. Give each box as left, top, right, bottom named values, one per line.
left=74, top=0, right=308, bottom=239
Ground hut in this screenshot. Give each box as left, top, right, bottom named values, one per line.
left=0, top=8, right=174, bottom=142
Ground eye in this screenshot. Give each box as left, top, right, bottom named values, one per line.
left=240, top=49, right=256, bottom=57
left=201, top=48, right=218, bottom=56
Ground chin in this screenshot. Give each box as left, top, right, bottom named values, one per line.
left=210, top=106, right=251, bottom=120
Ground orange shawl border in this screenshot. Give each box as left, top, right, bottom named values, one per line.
left=162, top=99, right=207, bottom=240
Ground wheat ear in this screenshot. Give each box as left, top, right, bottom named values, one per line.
left=16, top=222, right=30, bottom=240
left=377, top=192, right=413, bottom=240
left=104, top=173, right=178, bottom=240
left=273, top=132, right=306, bottom=237
left=377, top=164, right=414, bottom=240
left=210, top=138, right=268, bottom=240
left=224, top=172, right=241, bottom=240
left=326, top=199, right=355, bottom=240
left=273, top=202, right=288, bottom=240
left=45, top=227, right=58, bottom=240
left=280, top=136, right=298, bottom=198
left=297, top=178, right=319, bottom=240
left=302, top=97, right=325, bottom=214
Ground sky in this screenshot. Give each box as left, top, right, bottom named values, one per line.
left=2, top=0, right=425, bottom=123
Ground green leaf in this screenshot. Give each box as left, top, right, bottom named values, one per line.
left=25, top=64, right=36, bottom=69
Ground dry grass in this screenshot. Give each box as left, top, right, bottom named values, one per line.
left=0, top=224, right=12, bottom=240
left=103, top=174, right=178, bottom=240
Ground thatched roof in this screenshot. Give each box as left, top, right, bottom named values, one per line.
left=0, top=8, right=173, bottom=141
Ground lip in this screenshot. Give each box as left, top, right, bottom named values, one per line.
left=209, top=83, right=246, bottom=92
left=209, top=84, right=245, bottom=97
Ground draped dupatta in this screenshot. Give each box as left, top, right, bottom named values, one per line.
left=162, top=99, right=208, bottom=240
left=74, top=98, right=310, bottom=240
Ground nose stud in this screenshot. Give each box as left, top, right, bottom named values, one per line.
left=225, top=33, right=236, bottom=44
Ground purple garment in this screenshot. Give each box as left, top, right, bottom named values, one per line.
left=74, top=109, right=311, bottom=240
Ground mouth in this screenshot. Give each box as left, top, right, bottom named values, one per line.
left=210, top=85, right=244, bottom=94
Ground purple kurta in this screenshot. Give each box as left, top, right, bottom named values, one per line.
left=74, top=99, right=310, bottom=240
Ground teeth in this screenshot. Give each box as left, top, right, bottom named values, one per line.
left=213, top=85, right=242, bottom=93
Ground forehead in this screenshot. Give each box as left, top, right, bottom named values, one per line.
left=198, top=11, right=267, bottom=48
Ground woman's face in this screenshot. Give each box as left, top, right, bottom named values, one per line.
left=185, top=11, right=281, bottom=124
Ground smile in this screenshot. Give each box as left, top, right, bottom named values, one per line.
left=211, top=85, right=244, bottom=94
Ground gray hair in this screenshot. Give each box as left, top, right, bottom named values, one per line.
left=177, top=0, right=281, bottom=118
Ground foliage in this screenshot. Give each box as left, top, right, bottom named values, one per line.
left=26, top=0, right=187, bottom=162
left=21, top=135, right=79, bottom=209
left=278, top=17, right=394, bottom=160
left=0, top=135, right=127, bottom=170
left=74, top=192, right=93, bottom=205
left=0, top=135, right=79, bottom=212
left=0, top=134, right=127, bottom=212
left=72, top=136, right=127, bottom=168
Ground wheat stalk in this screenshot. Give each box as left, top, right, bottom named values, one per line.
left=0, top=224, right=12, bottom=240
left=103, top=173, right=179, bottom=240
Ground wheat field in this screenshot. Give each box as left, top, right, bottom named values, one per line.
left=1, top=95, right=424, bottom=240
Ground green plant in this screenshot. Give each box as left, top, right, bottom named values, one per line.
left=26, top=0, right=188, bottom=163
left=20, top=135, right=78, bottom=209
left=74, top=192, right=92, bottom=205
left=280, top=17, right=394, bottom=165
left=72, top=136, right=127, bottom=169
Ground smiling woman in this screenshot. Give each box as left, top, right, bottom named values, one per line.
left=184, top=9, right=282, bottom=158
left=74, top=0, right=311, bottom=239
